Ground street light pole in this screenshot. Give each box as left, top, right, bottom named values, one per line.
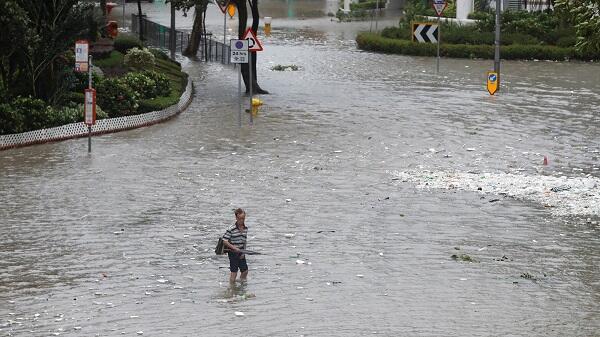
left=494, top=0, right=501, bottom=87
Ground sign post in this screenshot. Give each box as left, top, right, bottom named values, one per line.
left=494, top=0, right=501, bottom=91
left=85, top=55, right=96, bottom=153
left=217, top=1, right=228, bottom=62
left=432, top=0, right=447, bottom=74
left=76, top=40, right=96, bottom=152
left=230, top=39, right=249, bottom=127
left=242, top=28, right=264, bottom=125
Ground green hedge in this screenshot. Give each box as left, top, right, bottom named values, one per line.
left=355, top=33, right=596, bottom=61
left=114, top=34, right=143, bottom=54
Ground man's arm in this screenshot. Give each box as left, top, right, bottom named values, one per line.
left=222, top=240, right=240, bottom=253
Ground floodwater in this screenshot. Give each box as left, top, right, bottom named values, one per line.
left=1, top=1, right=600, bottom=336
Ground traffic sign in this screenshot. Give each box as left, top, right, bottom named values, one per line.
left=84, top=89, right=97, bottom=126
left=433, top=0, right=447, bottom=16
left=242, top=28, right=263, bottom=52
left=216, top=0, right=228, bottom=14
left=75, top=40, right=89, bottom=73
left=230, top=39, right=249, bottom=64
left=487, top=71, right=499, bottom=95
left=412, top=23, right=438, bottom=43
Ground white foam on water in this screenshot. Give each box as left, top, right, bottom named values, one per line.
left=389, top=170, right=600, bottom=216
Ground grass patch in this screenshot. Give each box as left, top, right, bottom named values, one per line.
left=94, top=51, right=125, bottom=69
left=137, top=58, right=187, bottom=113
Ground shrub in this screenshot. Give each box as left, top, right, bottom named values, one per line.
left=149, top=48, right=170, bottom=61
left=50, top=104, right=108, bottom=125
left=120, top=72, right=158, bottom=99
left=96, top=77, right=139, bottom=117
left=556, top=36, right=577, bottom=48
left=356, top=33, right=578, bottom=60
left=124, top=47, right=156, bottom=70
left=0, top=102, right=26, bottom=134
left=140, top=70, right=171, bottom=97
left=114, top=34, right=143, bottom=54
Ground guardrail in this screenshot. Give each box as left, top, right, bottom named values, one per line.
left=131, top=14, right=231, bottom=65
left=0, top=78, right=193, bottom=151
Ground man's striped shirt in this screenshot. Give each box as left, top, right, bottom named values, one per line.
left=222, top=224, right=247, bottom=249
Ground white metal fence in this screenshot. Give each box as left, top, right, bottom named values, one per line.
left=0, top=78, right=193, bottom=151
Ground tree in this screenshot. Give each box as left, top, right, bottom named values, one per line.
left=137, top=0, right=145, bottom=41
left=0, top=0, right=32, bottom=97
left=0, top=0, right=100, bottom=101
left=555, top=0, right=600, bottom=55
left=168, top=0, right=209, bottom=56
left=230, top=0, right=268, bottom=94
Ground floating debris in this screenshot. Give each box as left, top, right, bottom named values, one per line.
left=389, top=169, right=600, bottom=216
left=296, top=259, right=306, bottom=264
left=451, top=254, right=477, bottom=262
left=271, top=64, right=299, bottom=71
left=284, top=233, right=295, bottom=238
left=520, top=272, right=536, bottom=280
left=234, top=311, right=245, bottom=317
left=550, top=185, right=571, bottom=193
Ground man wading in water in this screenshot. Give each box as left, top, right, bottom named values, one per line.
left=222, top=208, right=249, bottom=283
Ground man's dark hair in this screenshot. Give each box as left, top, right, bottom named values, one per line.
left=234, top=208, right=245, bottom=216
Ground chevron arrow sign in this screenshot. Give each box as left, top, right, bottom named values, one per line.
left=412, top=23, right=439, bottom=43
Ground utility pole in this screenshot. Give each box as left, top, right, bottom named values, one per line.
left=494, top=0, right=501, bottom=87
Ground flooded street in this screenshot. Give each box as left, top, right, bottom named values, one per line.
left=1, top=1, right=600, bottom=336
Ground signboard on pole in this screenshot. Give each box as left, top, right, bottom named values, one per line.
left=230, top=39, right=249, bottom=64
left=84, top=89, right=97, bottom=126
left=75, top=40, right=89, bottom=73
left=433, top=0, right=448, bottom=16
left=412, top=23, right=438, bottom=43
left=487, top=72, right=499, bottom=95
left=242, top=28, right=264, bottom=52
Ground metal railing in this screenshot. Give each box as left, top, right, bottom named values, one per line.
left=131, top=14, right=231, bottom=65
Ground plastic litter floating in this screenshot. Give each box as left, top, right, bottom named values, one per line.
left=235, top=311, right=245, bottom=316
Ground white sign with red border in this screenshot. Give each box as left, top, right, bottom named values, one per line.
left=216, top=0, right=228, bottom=14
left=75, top=40, right=89, bottom=73
left=84, top=89, right=96, bottom=126
left=242, top=28, right=264, bottom=52
left=433, top=0, right=448, bottom=16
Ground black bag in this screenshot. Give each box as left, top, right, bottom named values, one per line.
left=215, top=237, right=225, bottom=255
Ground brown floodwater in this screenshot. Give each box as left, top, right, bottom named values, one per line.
left=1, top=1, right=599, bottom=336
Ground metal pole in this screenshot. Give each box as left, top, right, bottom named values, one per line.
left=494, top=0, right=501, bottom=88
left=436, top=15, right=441, bottom=74
left=170, top=3, right=176, bottom=59
left=224, top=12, right=227, bottom=64
left=249, top=51, right=253, bottom=125
left=375, top=0, right=379, bottom=31
left=238, top=64, right=242, bottom=127
left=88, top=55, right=93, bottom=153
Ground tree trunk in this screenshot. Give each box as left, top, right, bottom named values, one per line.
left=184, top=5, right=205, bottom=57
left=100, top=0, right=107, bottom=18
left=137, top=0, right=144, bottom=41
left=235, top=0, right=268, bottom=94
